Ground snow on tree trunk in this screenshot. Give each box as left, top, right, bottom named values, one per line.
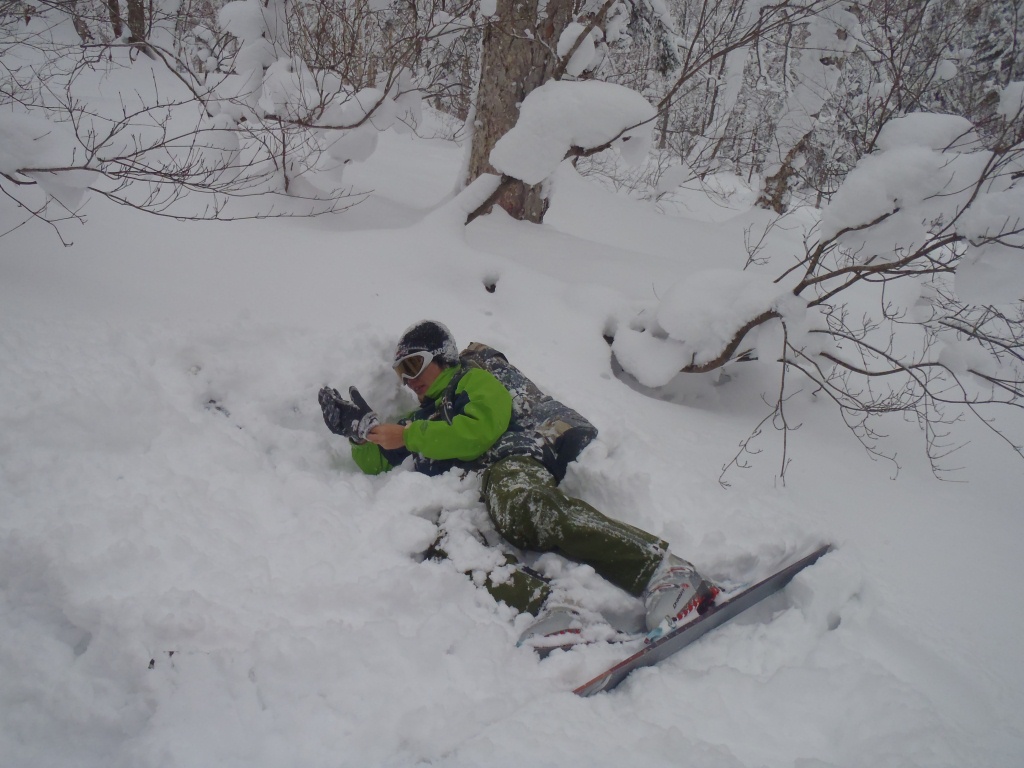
left=465, top=0, right=574, bottom=223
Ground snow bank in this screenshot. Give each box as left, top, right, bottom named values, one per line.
left=2, top=97, right=1023, bottom=768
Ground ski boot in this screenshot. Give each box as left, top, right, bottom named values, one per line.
left=643, top=553, right=719, bottom=636
left=517, top=605, right=587, bottom=653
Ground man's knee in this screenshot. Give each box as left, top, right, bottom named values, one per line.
left=490, top=489, right=566, bottom=551
left=484, top=459, right=559, bottom=544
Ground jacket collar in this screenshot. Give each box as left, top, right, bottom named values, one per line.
left=423, top=365, right=459, bottom=402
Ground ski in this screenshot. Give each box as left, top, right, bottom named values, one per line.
left=573, top=543, right=833, bottom=697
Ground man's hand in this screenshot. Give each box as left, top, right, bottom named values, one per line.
left=318, top=386, right=380, bottom=443
left=367, top=423, right=407, bottom=450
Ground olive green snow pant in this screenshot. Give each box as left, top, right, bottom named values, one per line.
left=479, top=455, right=668, bottom=614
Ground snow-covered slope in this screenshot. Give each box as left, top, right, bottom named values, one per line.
left=2, top=126, right=1023, bottom=768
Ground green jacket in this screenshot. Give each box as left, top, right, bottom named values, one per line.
left=351, top=366, right=513, bottom=475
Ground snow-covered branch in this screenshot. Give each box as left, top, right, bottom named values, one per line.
left=612, top=105, right=1024, bottom=477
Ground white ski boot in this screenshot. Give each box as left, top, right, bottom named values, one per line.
left=643, top=553, right=719, bottom=634
left=517, top=605, right=586, bottom=651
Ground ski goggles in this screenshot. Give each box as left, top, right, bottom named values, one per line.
left=393, top=350, right=434, bottom=380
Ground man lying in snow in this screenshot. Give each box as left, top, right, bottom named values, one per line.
left=318, top=320, right=718, bottom=645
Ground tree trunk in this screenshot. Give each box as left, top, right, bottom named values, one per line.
left=126, top=0, right=147, bottom=43
left=757, top=130, right=813, bottom=214
left=66, top=0, right=95, bottom=42
left=465, top=0, right=574, bottom=223
left=107, top=0, right=123, bottom=38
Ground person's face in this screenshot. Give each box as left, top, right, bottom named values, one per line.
left=405, top=361, right=443, bottom=401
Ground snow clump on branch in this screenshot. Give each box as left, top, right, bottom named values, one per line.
left=218, top=0, right=283, bottom=72
left=613, top=270, right=807, bottom=388
left=821, top=111, right=1024, bottom=305
left=0, top=113, right=98, bottom=209
left=489, top=79, right=656, bottom=185
left=557, top=22, right=600, bottom=77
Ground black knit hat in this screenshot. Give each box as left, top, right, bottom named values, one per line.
left=394, top=320, right=459, bottom=366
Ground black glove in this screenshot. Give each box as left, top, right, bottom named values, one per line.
left=318, top=386, right=380, bottom=443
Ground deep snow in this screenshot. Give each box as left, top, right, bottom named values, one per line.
left=2, top=122, right=1024, bottom=768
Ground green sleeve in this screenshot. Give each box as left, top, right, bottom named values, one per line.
left=350, top=441, right=394, bottom=475
left=403, top=368, right=512, bottom=461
